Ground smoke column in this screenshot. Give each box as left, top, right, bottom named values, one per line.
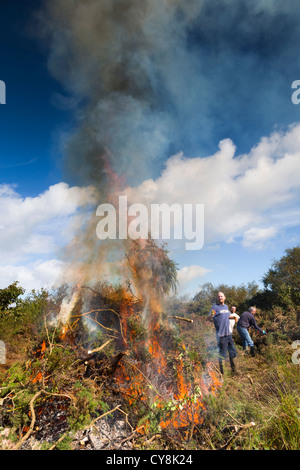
left=34, top=0, right=205, bottom=286
left=34, top=0, right=300, bottom=285
left=36, top=0, right=206, bottom=189
left=36, top=0, right=300, bottom=189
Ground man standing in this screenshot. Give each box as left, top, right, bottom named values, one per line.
left=237, top=307, right=267, bottom=356
left=229, top=306, right=240, bottom=335
left=208, top=292, right=238, bottom=374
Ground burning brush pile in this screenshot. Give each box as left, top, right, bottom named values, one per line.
left=0, top=239, right=222, bottom=450
left=79, top=240, right=221, bottom=434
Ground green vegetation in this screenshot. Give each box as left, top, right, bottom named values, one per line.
left=0, top=246, right=299, bottom=450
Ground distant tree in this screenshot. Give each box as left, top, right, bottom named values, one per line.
left=262, top=246, right=300, bottom=309
left=0, top=282, right=25, bottom=311
left=191, top=281, right=260, bottom=315
left=192, top=283, right=215, bottom=315
left=0, top=283, right=49, bottom=344
left=215, top=282, right=260, bottom=312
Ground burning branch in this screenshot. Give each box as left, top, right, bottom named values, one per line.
left=125, top=253, right=137, bottom=274
left=108, top=352, right=127, bottom=375
left=123, top=359, right=165, bottom=398
left=71, top=308, right=126, bottom=342
left=125, top=239, right=178, bottom=296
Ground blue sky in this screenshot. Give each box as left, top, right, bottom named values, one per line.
left=0, top=1, right=63, bottom=195
left=1, top=0, right=300, bottom=295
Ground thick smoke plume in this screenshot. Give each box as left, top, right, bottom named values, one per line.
left=37, top=0, right=205, bottom=190
left=34, top=0, right=300, bottom=290
left=35, top=0, right=206, bottom=290
left=36, top=0, right=300, bottom=191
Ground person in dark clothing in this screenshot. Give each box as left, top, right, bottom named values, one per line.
left=208, top=292, right=238, bottom=374
left=237, top=307, right=267, bottom=356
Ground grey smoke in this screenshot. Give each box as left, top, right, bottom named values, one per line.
left=35, top=0, right=300, bottom=191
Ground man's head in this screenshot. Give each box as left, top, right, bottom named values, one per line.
left=230, top=306, right=236, bottom=313
left=249, top=306, right=257, bottom=314
left=217, top=292, right=226, bottom=305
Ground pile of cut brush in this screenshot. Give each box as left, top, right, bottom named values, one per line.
left=0, top=283, right=220, bottom=450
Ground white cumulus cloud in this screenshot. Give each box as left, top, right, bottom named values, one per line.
left=177, top=265, right=211, bottom=287
left=125, top=123, right=300, bottom=250
left=0, top=182, right=97, bottom=290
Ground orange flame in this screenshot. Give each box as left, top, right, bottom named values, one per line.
left=114, top=299, right=222, bottom=434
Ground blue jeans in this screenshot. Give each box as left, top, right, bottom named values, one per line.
left=237, top=325, right=254, bottom=349
left=218, top=334, right=237, bottom=359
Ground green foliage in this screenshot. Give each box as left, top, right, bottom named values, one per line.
left=191, top=281, right=260, bottom=315
left=0, top=285, right=48, bottom=352
left=0, top=363, right=37, bottom=431
left=67, top=382, right=101, bottom=431
left=190, top=282, right=215, bottom=315
left=0, top=281, right=25, bottom=311
left=262, top=246, right=300, bottom=309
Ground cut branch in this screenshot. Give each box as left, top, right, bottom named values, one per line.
left=108, top=352, right=127, bottom=374
left=14, top=389, right=77, bottom=450
left=71, top=308, right=126, bottom=342
left=14, top=390, right=42, bottom=450
left=88, top=339, right=113, bottom=355
left=168, top=315, right=194, bottom=323
left=86, top=404, right=121, bottom=429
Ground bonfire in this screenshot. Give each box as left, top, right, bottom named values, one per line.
left=45, top=238, right=222, bottom=442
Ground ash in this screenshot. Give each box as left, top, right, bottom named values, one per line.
left=74, top=416, right=133, bottom=450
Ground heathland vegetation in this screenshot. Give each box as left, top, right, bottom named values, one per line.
left=0, top=245, right=299, bottom=450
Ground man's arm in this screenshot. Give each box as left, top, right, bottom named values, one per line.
left=249, top=313, right=264, bottom=333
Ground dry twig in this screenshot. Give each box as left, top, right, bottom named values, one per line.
left=168, top=315, right=194, bottom=323
left=71, top=308, right=126, bottom=342
left=14, top=390, right=42, bottom=450
left=13, top=389, right=77, bottom=450
left=87, top=339, right=113, bottom=355
left=49, top=432, right=69, bottom=451
left=88, top=404, right=121, bottom=428
left=219, top=421, right=256, bottom=450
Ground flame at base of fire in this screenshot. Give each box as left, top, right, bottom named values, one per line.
left=115, top=340, right=222, bottom=435
left=113, top=294, right=223, bottom=434
left=140, top=361, right=222, bottom=434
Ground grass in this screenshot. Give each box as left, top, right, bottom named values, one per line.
left=200, top=342, right=300, bottom=450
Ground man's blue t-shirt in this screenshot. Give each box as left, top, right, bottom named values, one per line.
left=209, top=303, right=231, bottom=337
